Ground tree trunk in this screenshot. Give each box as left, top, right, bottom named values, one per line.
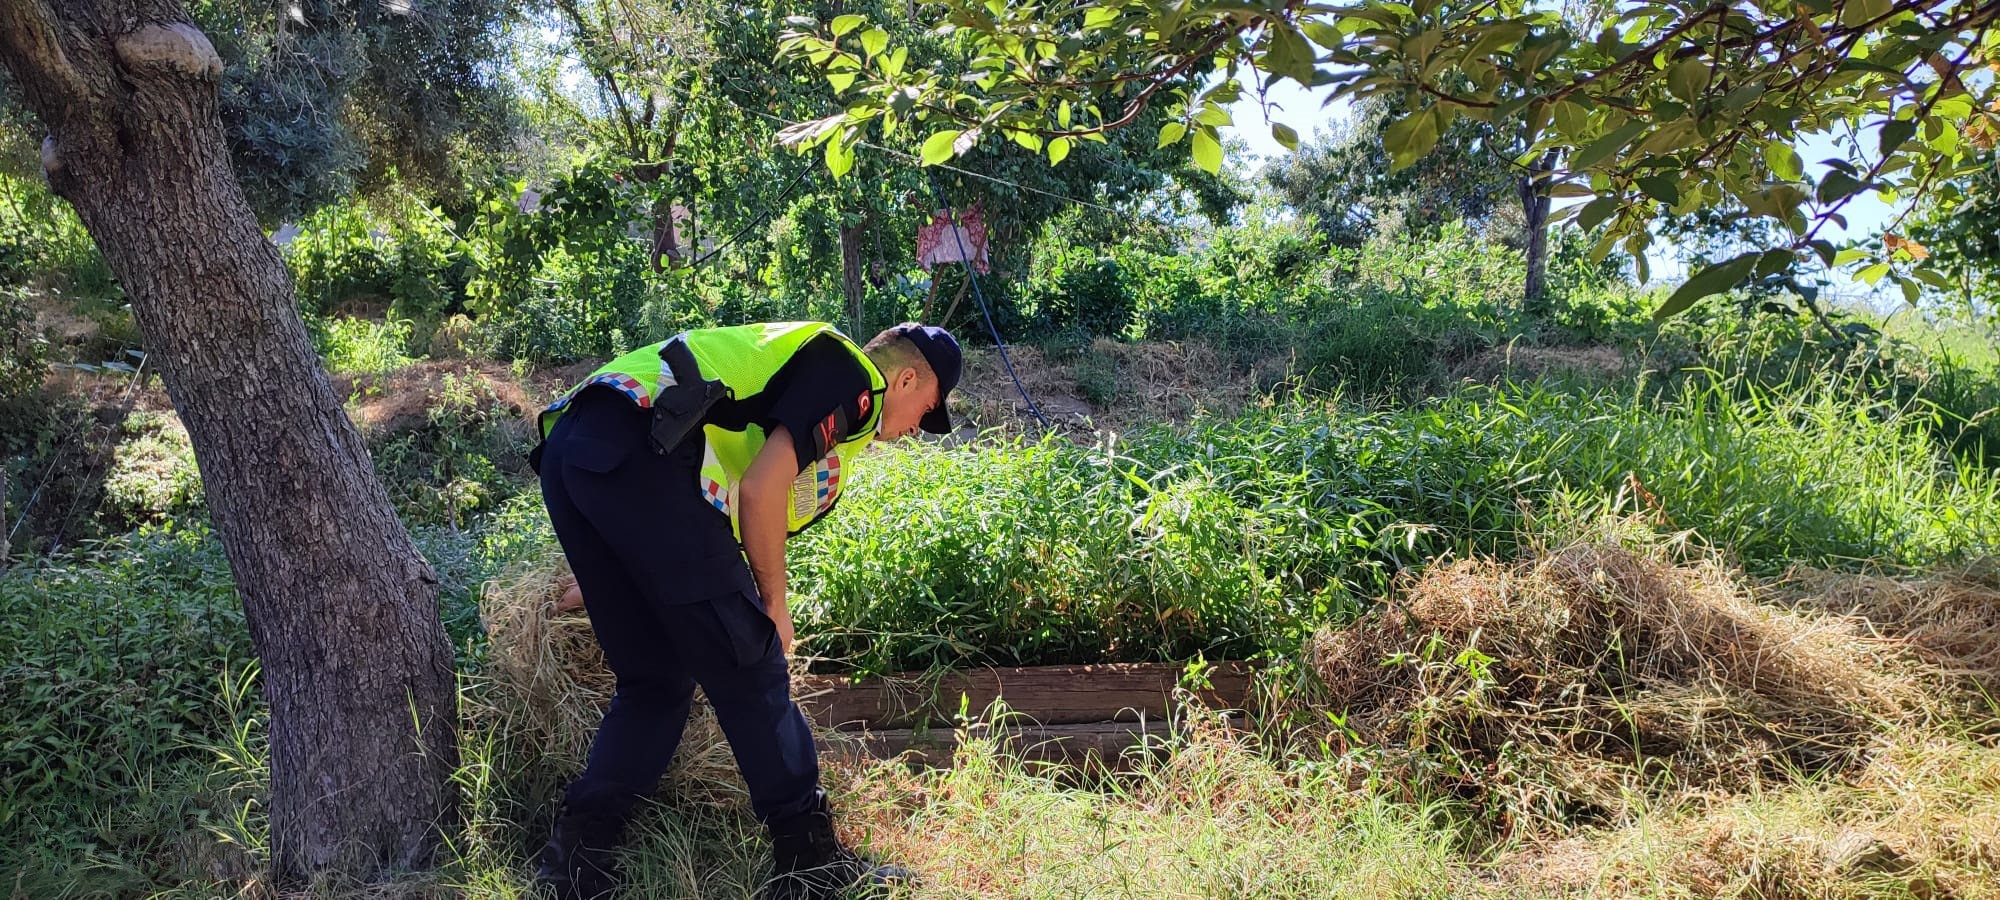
left=840, top=213, right=871, bottom=334
left=1519, top=151, right=1556, bottom=316
left=0, top=5, right=456, bottom=882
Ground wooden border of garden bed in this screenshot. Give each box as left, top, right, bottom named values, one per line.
left=794, top=661, right=1259, bottom=768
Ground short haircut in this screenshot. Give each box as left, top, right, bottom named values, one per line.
left=863, top=328, right=934, bottom=382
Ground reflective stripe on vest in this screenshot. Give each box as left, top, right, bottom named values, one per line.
left=537, top=321, right=885, bottom=537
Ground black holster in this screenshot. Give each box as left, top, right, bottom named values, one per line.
left=649, top=338, right=729, bottom=455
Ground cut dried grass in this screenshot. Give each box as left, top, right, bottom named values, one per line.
left=1309, top=535, right=1969, bottom=836
left=1506, top=733, right=2000, bottom=899
left=1775, top=562, right=2000, bottom=711
left=473, top=561, right=747, bottom=810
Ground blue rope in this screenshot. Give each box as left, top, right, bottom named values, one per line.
left=924, top=171, right=1051, bottom=429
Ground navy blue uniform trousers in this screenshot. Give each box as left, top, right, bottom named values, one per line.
left=538, top=386, right=822, bottom=823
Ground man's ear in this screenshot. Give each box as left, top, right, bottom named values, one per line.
left=898, top=367, right=919, bottom=390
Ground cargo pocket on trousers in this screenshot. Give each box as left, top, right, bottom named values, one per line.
left=707, top=589, right=780, bottom=668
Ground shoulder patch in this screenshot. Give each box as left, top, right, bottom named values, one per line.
left=812, top=404, right=854, bottom=458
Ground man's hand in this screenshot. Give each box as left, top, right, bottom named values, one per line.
left=555, top=575, right=584, bottom=614
left=767, top=599, right=796, bottom=655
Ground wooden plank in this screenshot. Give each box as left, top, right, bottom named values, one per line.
left=794, top=661, right=1258, bottom=731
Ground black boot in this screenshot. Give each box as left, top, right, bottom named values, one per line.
left=534, top=784, right=638, bottom=900
left=760, top=794, right=913, bottom=900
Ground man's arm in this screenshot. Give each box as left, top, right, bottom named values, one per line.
left=738, top=423, right=798, bottom=654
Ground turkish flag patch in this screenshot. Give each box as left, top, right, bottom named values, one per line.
left=856, top=390, right=872, bottom=420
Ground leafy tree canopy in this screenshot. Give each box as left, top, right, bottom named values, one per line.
left=777, top=0, right=2000, bottom=316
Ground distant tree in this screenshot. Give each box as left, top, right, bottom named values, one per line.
left=186, top=0, right=520, bottom=221
left=1265, top=96, right=1516, bottom=248
left=1904, top=149, right=2000, bottom=314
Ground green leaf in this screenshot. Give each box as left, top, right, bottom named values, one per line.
left=1636, top=173, right=1680, bottom=206
left=1384, top=112, right=1440, bottom=171
left=861, top=28, right=889, bottom=58
left=1817, top=170, right=1871, bottom=204
left=922, top=130, right=962, bottom=166
left=1913, top=267, right=1953, bottom=289
left=1569, top=121, right=1647, bottom=171
left=1302, top=19, right=1344, bottom=50
left=1667, top=58, right=1707, bottom=103
left=1832, top=248, right=1871, bottom=265
left=830, top=14, right=864, bottom=36
left=1265, top=24, right=1318, bottom=85
left=1898, top=274, right=1921, bottom=305
left=1576, top=196, right=1619, bottom=232
left=1272, top=123, right=1300, bottom=152
left=1763, top=142, right=1803, bottom=181
left=1856, top=262, right=1891, bottom=285
left=1754, top=249, right=1794, bottom=277
left=1191, top=126, right=1223, bottom=174
left=825, top=137, right=855, bottom=177
left=1841, top=0, right=1889, bottom=28
left=1879, top=119, right=1916, bottom=156
left=1655, top=252, right=1761, bottom=320
left=827, top=71, right=856, bottom=93
left=1552, top=99, right=1589, bottom=135
left=1195, top=105, right=1233, bottom=128
left=1048, top=136, right=1072, bottom=165
left=1158, top=121, right=1187, bottom=148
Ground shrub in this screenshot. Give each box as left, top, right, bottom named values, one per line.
left=99, top=410, right=204, bottom=529
left=371, top=372, right=535, bottom=531
left=311, top=314, right=415, bottom=377
left=283, top=193, right=467, bottom=332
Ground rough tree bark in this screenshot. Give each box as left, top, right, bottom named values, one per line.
left=839, top=211, right=872, bottom=335
left=0, top=1, right=457, bottom=882
left=1519, top=150, right=1557, bottom=315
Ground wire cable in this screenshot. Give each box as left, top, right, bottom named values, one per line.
left=923, top=171, right=1051, bottom=429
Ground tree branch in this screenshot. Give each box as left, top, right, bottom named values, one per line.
left=0, top=0, right=89, bottom=121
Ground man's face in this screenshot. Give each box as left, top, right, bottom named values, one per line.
left=877, top=365, right=940, bottom=441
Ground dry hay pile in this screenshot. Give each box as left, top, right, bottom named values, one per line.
left=1776, top=562, right=2000, bottom=709
left=1310, top=539, right=1991, bottom=835
left=475, top=561, right=749, bottom=809
left=1506, top=733, right=2000, bottom=898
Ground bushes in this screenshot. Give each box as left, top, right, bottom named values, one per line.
left=284, top=194, right=466, bottom=328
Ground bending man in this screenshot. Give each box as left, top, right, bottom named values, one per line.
left=529, top=321, right=962, bottom=899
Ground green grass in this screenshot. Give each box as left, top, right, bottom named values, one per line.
left=794, top=373, right=2000, bottom=675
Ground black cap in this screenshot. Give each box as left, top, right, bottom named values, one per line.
left=891, top=322, right=961, bottom=434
